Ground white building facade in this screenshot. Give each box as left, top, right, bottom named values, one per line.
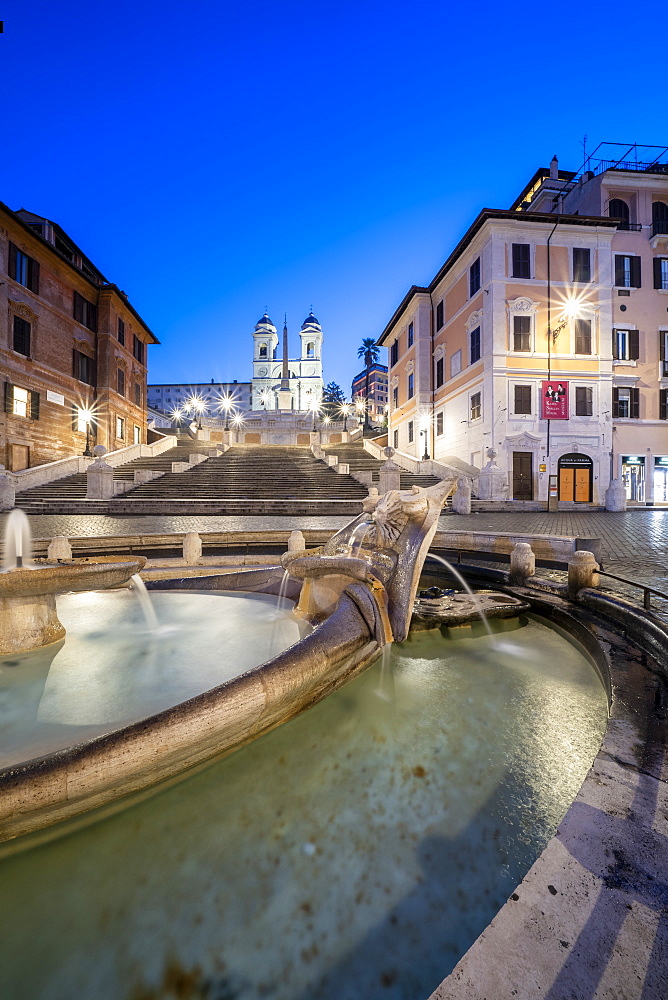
left=251, top=311, right=324, bottom=411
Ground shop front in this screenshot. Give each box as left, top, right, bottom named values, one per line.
left=654, top=457, right=668, bottom=503
left=621, top=455, right=645, bottom=502
left=558, top=452, right=593, bottom=502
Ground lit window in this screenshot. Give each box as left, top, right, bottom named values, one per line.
left=613, top=329, right=639, bottom=362
left=116, top=416, right=125, bottom=439
left=8, top=243, right=40, bottom=293
left=436, top=411, right=444, bottom=436
left=470, top=391, right=481, bottom=420
left=13, top=386, right=29, bottom=418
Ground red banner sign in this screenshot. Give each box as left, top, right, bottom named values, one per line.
left=541, top=380, right=569, bottom=419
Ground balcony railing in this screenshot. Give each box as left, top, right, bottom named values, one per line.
left=615, top=221, right=643, bottom=232
left=651, top=219, right=668, bottom=238
left=661, top=361, right=668, bottom=378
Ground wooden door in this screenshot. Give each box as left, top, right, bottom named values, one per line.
left=559, top=468, right=574, bottom=501
left=10, top=444, right=29, bottom=471
left=512, top=452, right=533, bottom=499
left=575, top=468, right=591, bottom=502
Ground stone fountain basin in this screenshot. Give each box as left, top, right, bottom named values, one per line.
left=0, top=557, right=147, bottom=597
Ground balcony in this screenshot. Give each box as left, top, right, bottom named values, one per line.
left=651, top=219, right=668, bottom=238
left=615, top=221, right=643, bottom=232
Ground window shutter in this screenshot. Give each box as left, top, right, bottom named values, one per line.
left=74, top=292, right=82, bottom=323
left=29, top=258, right=40, bottom=294
left=4, top=381, right=14, bottom=414
left=612, top=330, right=619, bottom=360
left=630, top=387, right=640, bottom=418
left=630, top=256, right=641, bottom=288
left=614, top=256, right=625, bottom=286
left=89, top=303, right=98, bottom=333
left=660, top=389, right=668, bottom=421
left=8, top=242, right=17, bottom=280
left=629, top=330, right=640, bottom=360
left=612, top=387, right=620, bottom=418
left=73, top=349, right=78, bottom=378
left=30, top=391, right=40, bottom=421
left=660, top=333, right=666, bottom=362
left=655, top=258, right=664, bottom=290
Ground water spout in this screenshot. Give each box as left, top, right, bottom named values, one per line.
left=276, top=570, right=291, bottom=614
left=130, top=574, right=158, bottom=630
left=347, top=521, right=371, bottom=557
left=426, top=553, right=493, bottom=637
left=2, top=510, right=33, bottom=572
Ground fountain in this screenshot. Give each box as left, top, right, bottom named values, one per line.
left=0, top=510, right=147, bottom=655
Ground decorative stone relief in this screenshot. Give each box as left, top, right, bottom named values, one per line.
left=506, top=431, right=542, bottom=448
left=466, top=309, right=483, bottom=332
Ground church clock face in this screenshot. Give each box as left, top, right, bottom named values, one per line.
left=257, top=366, right=268, bottom=377
left=305, top=365, right=316, bottom=376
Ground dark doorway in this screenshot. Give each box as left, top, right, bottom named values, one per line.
left=512, top=452, right=533, bottom=499
left=558, top=453, right=593, bottom=502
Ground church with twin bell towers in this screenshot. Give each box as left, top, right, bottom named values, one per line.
left=251, top=311, right=324, bottom=410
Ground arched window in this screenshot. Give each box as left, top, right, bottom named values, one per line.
left=306, top=342, right=314, bottom=357
left=259, top=343, right=267, bottom=358
left=652, top=201, right=668, bottom=236
left=608, top=199, right=629, bottom=228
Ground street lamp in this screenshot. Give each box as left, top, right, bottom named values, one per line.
left=340, top=402, right=352, bottom=432
left=231, top=410, right=244, bottom=443
left=81, top=408, right=94, bottom=457
left=191, top=397, right=206, bottom=430
left=259, top=389, right=271, bottom=409
left=217, top=394, right=236, bottom=431
left=309, top=397, right=320, bottom=430
left=355, top=397, right=366, bottom=427
left=170, top=407, right=184, bottom=426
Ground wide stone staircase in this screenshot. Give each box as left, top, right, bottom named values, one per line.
left=323, top=441, right=445, bottom=492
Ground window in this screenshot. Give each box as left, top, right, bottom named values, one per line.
left=117, top=318, right=125, bottom=346
left=608, top=199, right=629, bottom=226
left=450, top=350, right=462, bottom=377
left=576, top=387, right=593, bottom=416
left=134, top=424, right=141, bottom=444
left=117, top=368, right=125, bottom=396
left=13, top=316, right=31, bottom=356
left=435, top=357, right=444, bottom=387
left=436, top=411, right=444, bottom=436
left=512, top=243, right=531, bottom=278
left=436, top=301, right=444, bottom=331
left=408, top=420, right=414, bottom=443
left=470, top=391, right=481, bottom=420
left=470, top=326, right=481, bottom=364
left=407, top=373, right=414, bottom=398
left=469, top=258, right=481, bottom=296
left=4, top=382, right=39, bottom=420
left=73, top=349, right=95, bottom=385
left=573, top=248, right=591, bottom=283
left=116, top=416, right=125, bottom=439
left=407, top=322, right=414, bottom=347
left=661, top=331, right=668, bottom=376
left=392, top=386, right=398, bottom=408
left=513, top=315, right=531, bottom=352
left=73, top=291, right=98, bottom=332
left=575, top=318, right=592, bottom=355
left=307, top=342, right=314, bottom=357
left=613, top=329, right=639, bottom=361
left=8, top=243, right=40, bottom=293
left=612, top=387, right=639, bottom=418
left=661, top=389, right=668, bottom=421
left=393, top=429, right=398, bottom=448
left=615, top=255, right=641, bottom=288
left=390, top=340, right=399, bottom=366
left=651, top=201, right=668, bottom=236
left=133, top=335, right=145, bottom=364
left=258, top=343, right=267, bottom=358
left=134, top=383, right=142, bottom=406
left=653, top=258, right=668, bottom=290
left=514, top=384, right=531, bottom=414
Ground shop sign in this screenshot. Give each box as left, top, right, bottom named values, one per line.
left=541, top=380, right=568, bottom=419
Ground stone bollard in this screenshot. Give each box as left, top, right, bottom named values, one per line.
left=288, top=530, right=305, bottom=552
left=509, top=542, right=535, bottom=586
left=47, top=536, right=73, bottom=561
left=568, top=550, right=599, bottom=598
left=379, top=447, right=401, bottom=494
left=605, top=479, right=627, bottom=512
left=183, top=532, right=202, bottom=564
left=86, top=446, right=116, bottom=499
left=0, top=467, right=16, bottom=511
left=451, top=476, right=472, bottom=515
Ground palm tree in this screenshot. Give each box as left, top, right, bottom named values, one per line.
left=357, top=337, right=380, bottom=431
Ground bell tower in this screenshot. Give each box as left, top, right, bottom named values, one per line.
left=251, top=313, right=279, bottom=409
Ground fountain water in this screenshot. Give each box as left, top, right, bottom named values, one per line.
left=347, top=520, right=371, bottom=557
left=129, top=574, right=159, bottom=630
left=425, top=552, right=493, bottom=637
left=1, top=508, right=32, bottom=571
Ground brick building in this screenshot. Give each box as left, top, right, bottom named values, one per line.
left=1, top=204, right=158, bottom=470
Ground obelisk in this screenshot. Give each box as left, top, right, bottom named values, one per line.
left=277, top=314, right=293, bottom=411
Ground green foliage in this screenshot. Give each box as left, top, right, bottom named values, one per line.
left=357, top=337, right=380, bottom=367
left=321, top=381, right=346, bottom=417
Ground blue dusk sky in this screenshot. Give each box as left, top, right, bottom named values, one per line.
left=2, top=0, right=664, bottom=396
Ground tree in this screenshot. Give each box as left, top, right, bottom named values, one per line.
left=357, top=337, right=380, bottom=430
left=321, top=381, right=346, bottom=418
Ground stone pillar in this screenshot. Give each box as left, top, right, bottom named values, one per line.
left=378, top=446, right=401, bottom=494
left=476, top=449, right=506, bottom=500
left=0, top=467, right=15, bottom=511
left=568, top=550, right=599, bottom=598
left=509, top=542, right=535, bottom=586
left=451, top=476, right=472, bottom=515
left=605, top=479, right=627, bottom=512
left=47, top=536, right=72, bottom=561
left=288, top=530, right=305, bottom=552
left=86, top=446, right=116, bottom=499
left=183, top=532, right=202, bottom=564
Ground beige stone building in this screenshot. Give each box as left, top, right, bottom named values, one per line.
left=379, top=143, right=668, bottom=504
left=1, top=203, right=158, bottom=469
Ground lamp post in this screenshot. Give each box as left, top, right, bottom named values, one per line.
left=193, top=398, right=205, bottom=430
left=355, top=397, right=366, bottom=429
left=232, top=411, right=244, bottom=443
left=83, top=414, right=93, bottom=457
left=309, top=398, right=320, bottom=430
left=218, top=396, right=235, bottom=431
left=340, top=403, right=352, bottom=432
